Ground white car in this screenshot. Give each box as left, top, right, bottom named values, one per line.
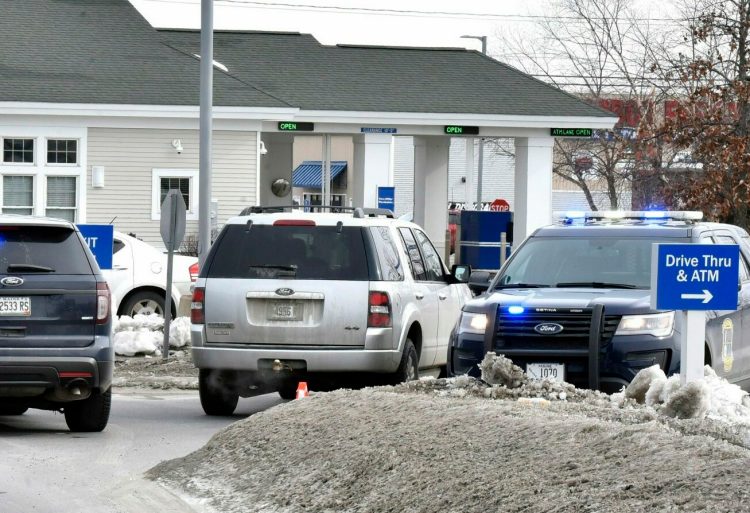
left=103, top=231, right=198, bottom=317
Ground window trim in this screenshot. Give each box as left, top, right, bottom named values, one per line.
left=45, top=138, right=79, bottom=167
left=151, top=168, right=199, bottom=221
left=2, top=137, right=36, bottom=166
left=412, top=228, right=448, bottom=283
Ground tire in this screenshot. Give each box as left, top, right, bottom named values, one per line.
left=0, top=405, right=28, bottom=415
left=64, top=388, right=111, bottom=432
left=199, top=369, right=239, bottom=416
left=391, top=339, right=419, bottom=385
left=278, top=382, right=298, bottom=400
left=121, top=291, right=167, bottom=317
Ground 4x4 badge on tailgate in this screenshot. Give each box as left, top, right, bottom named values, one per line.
left=275, top=288, right=294, bottom=296
left=534, top=323, right=564, bottom=335
left=1, top=277, right=23, bottom=287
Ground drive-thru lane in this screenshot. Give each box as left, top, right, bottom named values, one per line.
left=0, top=389, right=283, bottom=513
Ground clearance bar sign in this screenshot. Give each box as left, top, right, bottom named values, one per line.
left=550, top=128, right=593, bottom=137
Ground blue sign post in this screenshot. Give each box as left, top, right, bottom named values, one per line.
left=651, top=243, right=739, bottom=383
left=377, top=186, right=395, bottom=212
left=77, top=224, right=114, bottom=270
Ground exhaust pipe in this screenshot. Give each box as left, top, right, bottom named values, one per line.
left=46, top=379, right=92, bottom=402
left=66, top=378, right=90, bottom=397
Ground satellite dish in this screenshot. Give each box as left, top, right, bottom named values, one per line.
left=271, top=178, right=291, bottom=197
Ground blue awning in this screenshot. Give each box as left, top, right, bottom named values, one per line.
left=292, top=161, right=347, bottom=189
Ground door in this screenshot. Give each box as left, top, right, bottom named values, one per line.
left=397, top=227, right=439, bottom=367
left=0, top=224, right=97, bottom=349
left=412, top=229, right=461, bottom=366
left=203, top=223, right=370, bottom=347
left=714, top=232, right=750, bottom=383
left=101, top=235, right=133, bottom=312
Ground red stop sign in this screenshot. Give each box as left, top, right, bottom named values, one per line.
left=490, top=198, right=510, bottom=212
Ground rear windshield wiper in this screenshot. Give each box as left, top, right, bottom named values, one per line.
left=6, top=264, right=55, bottom=273
left=555, top=282, right=640, bottom=289
left=493, top=283, right=548, bottom=289
left=247, top=264, right=297, bottom=277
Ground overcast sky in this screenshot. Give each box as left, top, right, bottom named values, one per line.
left=130, top=0, right=550, bottom=50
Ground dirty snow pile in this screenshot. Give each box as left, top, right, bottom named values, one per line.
left=112, top=314, right=191, bottom=356
left=148, top=354, right=750, bottom=513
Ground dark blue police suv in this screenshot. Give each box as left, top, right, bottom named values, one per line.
left=448, top=211, right=750, bottom=392
left=0, top=215, right=113, bottom=431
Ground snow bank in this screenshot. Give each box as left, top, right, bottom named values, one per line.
left=624, top=364, right=750, bottom=422
left=113, top=314, right=191, bottom=356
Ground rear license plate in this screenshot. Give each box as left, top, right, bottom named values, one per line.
left=268, top=301, right=301, bottom=321
left=526, top=363, right=564, bottom=382
left=0, top=297, right=30, bottom=316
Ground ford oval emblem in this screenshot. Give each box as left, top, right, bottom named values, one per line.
left=534, top=322, right=564, bottom=335
left=1, top=276, right=23, bottom=287
left=275, top=287, right=294, bottom=296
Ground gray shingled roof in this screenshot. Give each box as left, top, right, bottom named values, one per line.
left=1, top=0, right=612, bottom=118
left=0, top=0, right=290, bottom=108
left=162, top=30, right=612, bottom=117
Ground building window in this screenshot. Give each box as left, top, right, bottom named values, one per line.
left=2, top=176, right=34, bottom=215
left=161, top=177, right=190, bottom=211
left=46, top=176, right=77, bottom=222
left=47, top=139, right=78, bottom=165
left=3, top=138, right=34, bottom=164
left=151, top=169, right=199, bottom=220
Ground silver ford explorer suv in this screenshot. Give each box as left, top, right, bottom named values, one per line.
left=191, top=207, right=472, bottom=414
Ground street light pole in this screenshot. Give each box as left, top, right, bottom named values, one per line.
left=461, top=35, right=487, bottom=209
left=198, top=0, right=214, bottom=267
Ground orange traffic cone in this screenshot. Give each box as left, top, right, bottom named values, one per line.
left=295, top=381, right=309, bottom=399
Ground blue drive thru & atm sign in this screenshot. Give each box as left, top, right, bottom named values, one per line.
left=651, top=244, right=739, bottom=311
left=377, top=186, right=395, bottom=211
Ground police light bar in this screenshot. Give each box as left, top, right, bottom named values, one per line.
left=553, top=210, right=703, bottom=222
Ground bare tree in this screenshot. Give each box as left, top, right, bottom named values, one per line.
left=496, top=0, right=673, bottom=210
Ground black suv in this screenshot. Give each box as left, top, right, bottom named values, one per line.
left=448, top=211, right=750, bottom=392
left=0, top=216, right=113, bottom=431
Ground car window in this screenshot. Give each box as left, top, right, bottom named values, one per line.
left=113, top=239, right=126, bottom=255
left=207, top=224, right=369, bottom=281
left=413, top=229, right=445, bottom=281
left=715, top=234, right=748, bottom=281
left=0, top=226, right=92, bottom=274
left=398, top=228, right=427, bottom=281
left=369, top=226, right=404, bottom=281
left=497, top=236, right=691, bottom=289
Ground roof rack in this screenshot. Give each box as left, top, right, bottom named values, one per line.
left=238, top=205, right=394, bottom=218
left=553, top=210, right=703, bottom=223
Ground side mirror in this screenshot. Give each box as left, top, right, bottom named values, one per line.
left=451, top=264, right=471, bottom=283
left=468, top=270, right=492, bottom=294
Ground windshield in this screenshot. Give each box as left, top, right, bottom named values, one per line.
left=207, top=224, right=369, bottom=280
left=494, top=236, right=689, bottom=290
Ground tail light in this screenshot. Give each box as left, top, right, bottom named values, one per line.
left=368, top=291, right=391, bottom=327
left=189, top=262, right=199, bottom=282
left=191, top=287, right=205, bottom=324
left=273, top=220, right=316, bottom=226
left=96, top=282, right=110, bottom=324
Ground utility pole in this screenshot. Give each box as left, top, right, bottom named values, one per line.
left=198, top=0, right=213, bottom=266
left=461, top=35, right=487, bottom=209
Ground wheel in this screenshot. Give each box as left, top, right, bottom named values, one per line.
left=121, top=291, right=167, bottom=317
left=64, top=388, right=111, bottom=432
left=278, top=382, right=298, bottom=400
left=199, top=369, right=239, bottom=416
left=0, top=405, right=28, bottom=415
left=391, top=339, right=419, bottom=384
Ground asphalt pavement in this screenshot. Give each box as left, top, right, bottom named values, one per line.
left=0, top=389, right=284, bottom=513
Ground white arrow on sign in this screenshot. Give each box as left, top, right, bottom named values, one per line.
left=680, top=290, right=714, bottom=304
